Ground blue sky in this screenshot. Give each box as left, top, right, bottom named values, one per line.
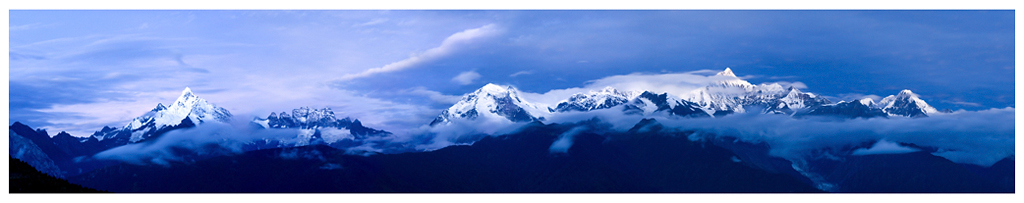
left=8, top=10, right=1015, bottom=136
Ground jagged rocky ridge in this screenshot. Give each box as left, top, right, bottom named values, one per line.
left=553, top=87, right=710, bottom=118
left=249, top=107, right=391, bottom=148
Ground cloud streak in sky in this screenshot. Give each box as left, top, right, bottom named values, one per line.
left=353, top=18, right=388, bottom=27
left=509, top=71, right=532, bottom=77
left=451, top=70, right=481, bottom=85
left=404, top=86, right=462, bottom=104
left=335, top=24, right=501, bottom=82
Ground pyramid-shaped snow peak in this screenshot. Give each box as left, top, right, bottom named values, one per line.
left=430, top=83, right=545, bottom=126
left=877, top=89, right=939, bottom=117
left=108, top=87, right=232, bottom=143
left=683, top=68, right=834, bottom=116
left=716, top=67, right=738, bottom=77
left=708, top=68, right=755, bottom=88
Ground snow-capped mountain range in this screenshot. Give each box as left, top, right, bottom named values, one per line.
left=14, top=68, right=944, bottom=155
left=25, top=68, right=942, bottom=150
left=84, top=88, right=390, bottom=147
left=10, top=87, right=393, bottom=176
left=430, top=68, right=942, bottom=126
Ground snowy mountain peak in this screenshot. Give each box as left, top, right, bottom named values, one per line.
left=430, top=84, right=543, bottom=126
left=898, top=89, right=915, bottom=96
left=152, top=103, right=167, bottom=111
left=180, top=86, right=194, bottom=97
left=554, top=87, right=641, bottom=112
left=114, top=87, right=232, bottom=143
left=716, top=67, right=737, bottom=77
left=600, top=86, right=618, bottom=94
left=708, top=68, right=754, bottom=88
left=477, top=83, right=514, bottom=96
left=878, top=89, right=939, bottom=117
left=683, top=68, right=833, bottom=116
left=786, top=87, right=803, bottom=94
left=857, top=98, right=875, bottom=106
left=765, top=86, right=829, bottom=114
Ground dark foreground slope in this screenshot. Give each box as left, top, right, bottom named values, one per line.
left=10, top=157, right=107, bottom=193
left=70, top=122, right=821, bottom=193
left=824, top=152, right=1013, bottom=193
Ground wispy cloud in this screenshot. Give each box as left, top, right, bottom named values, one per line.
left=509, top=71, right=532, bottom=77
left=405, top=86, right=462, bottom=104
left=335, top=24, right=502, bottom=82
left=92, top=121, right=300, bottom=165
left=9, top=52, right=46, bottom=60
left=535, top=105, right=1014, bottom=167
left=944, top=100, right=983, bottom=107
left=9, top=23, right=49, bottom=31
left=353, top=18, right=388, bottom=27
left=765, top=81, right=808, bottom=89
left=834, top=93, right=884, bottom=103
left=451, top=70, right=481, bottom=85
left=549, top=126, right=588, bottom=154
left=851, top=139, right=920, bottom=155
left=657, top=107, right=1016, bottom=167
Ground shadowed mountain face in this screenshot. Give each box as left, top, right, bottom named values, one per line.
left=69, top=121, right=822, bottom=193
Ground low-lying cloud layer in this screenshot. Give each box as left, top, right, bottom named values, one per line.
left=851, top=139, right=920, bottom=155
left=91, top=117, right=299, bottom=165
left=552, top=107, right=1016, bottom=167
left=385, top=101, right=1013, bottom=167
left=549, top=126, right=588, bottom=154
